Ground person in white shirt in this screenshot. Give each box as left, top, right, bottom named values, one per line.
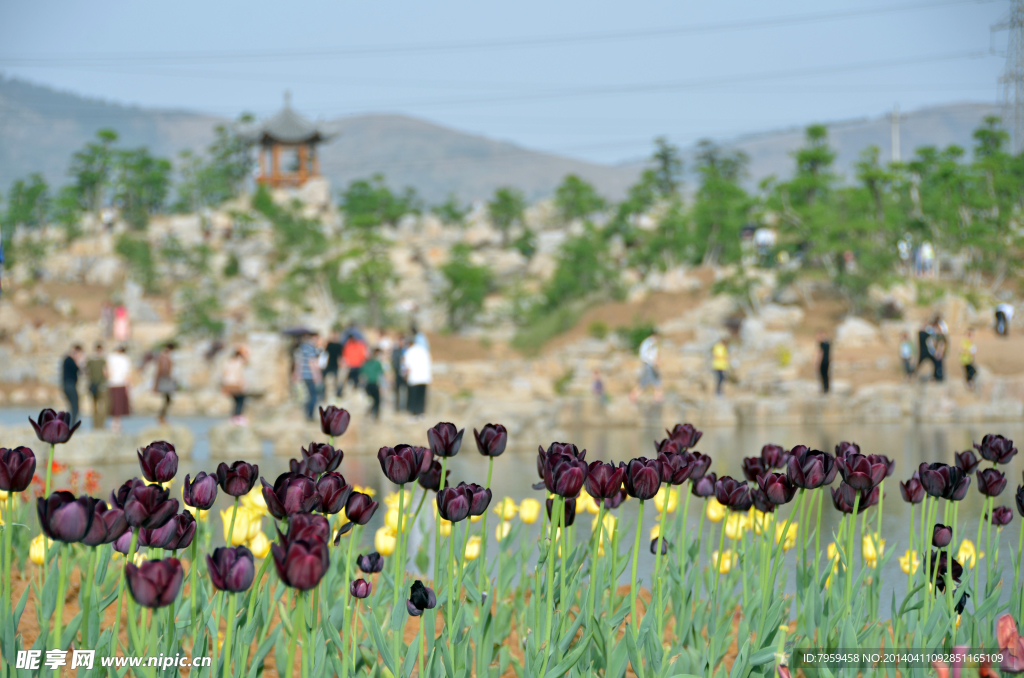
left=629, top=329, right=663, bottom=403
left=996, top=303, right=1014, bottom=336
left=402, top=337, right=432, bottom=417
left=106, top=345, right=132, bottom=433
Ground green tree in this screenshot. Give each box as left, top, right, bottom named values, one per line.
left=554, top=174, right=605, bottom=222
left=51, top=185, right=83, bottom=240
left=487, top=187, right=526, bottom=246
left=692, top=140, right=750, bottom=264
left=115, top=233, right=159, bottom=292
left=432, top=193, right=470, bottom=226
left=174, top=114, right=256, bottom=211
left=542, top=223, right=618, bottom=310
left=69, top=128, right=118, bottom=213
left=114, top=147, right=172, bottom=229
left=439, top=244, right=494, bottom=330
left=652, top=136, right=683, bottom=199
left=3, top=174, right=50, bottom=228
left=341, top=175, right=419, bottom=228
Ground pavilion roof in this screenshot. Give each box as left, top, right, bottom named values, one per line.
left=240, top=93, right=337, bottom=145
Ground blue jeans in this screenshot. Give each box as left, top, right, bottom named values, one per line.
left=304, top=378, right=319, bottom=420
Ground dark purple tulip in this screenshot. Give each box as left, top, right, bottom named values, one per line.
left=0, top=447, right=36, bottom=493
left=345, top=492, right=379, bottom=526
left=289, top=458, right=315, bottom=478
left=834, top=441, right=861, bottom=459
left=977, top=468, right=1008, bottom=497
left=786, top=449, right=837, bottom=490
left=112, top=531, right=133, bottom=555
left=990, top=506, right=1013, bottom=527
left=29, top=409, right=81, bottom=445
left=427, top=422, right=465, bottom=459
left=182, top=472, right=218, bottom=510
left=350, top=578, right=372, bottom=599
left=123, top=484, right=178, bottom=530
left=474, top=424, right=507, bottom=457
left=830, top=482, right=879, bottom=514
left=715, top=476, right=752, bottom=511
left=378, top=445, right=427, bottom=485
left=932, top=523, right=952, bottom=547
left=546, top=497, right=576, bottom=527
left=537, top=443, right=586, bottom=479
left=316, top=473, right=351, bottom=515
left=126, top=558, right=184, bottom=608
left=836, top=453, right=886, bottom=491
left=37, top=491, right=95, bottom=543
left=110, top=478, right=144, bottom=509
left=751, top=488, right=776, bottom=514
left=585, top=461, right=625, bottom=499
left=406, top=580, right=436, bottom=616
left=460, top=482, right=492, bottom=516
left=654, top=438, right=686, bottom=455
left=757, top=472, right=797, bottom=505
left=271, top=516, right=329, bottom=591
left=216, top=461, right=260, bottom=497
left=954, top=449, right=980, bottom=474
left=928, top=550, right=963, bottom=593
left=319, top=406, right=351, bottom=438
left=918, top=463, right=970, bottom=500
left=650, top=537, right=670, bottom=555
left=261, top=473, right=322, bottom=520
left=899, top=478, right=925, bottom=504
left=868, top=454, right=896, bottom=478
left=142, top=512, right=196, bottom=550
left=301, top=442, right=343, bottom=476
left=137, top=441, right=178, bottom=484
left=81, top=501, right=128, bottom=547
left=760, top=444, right=789, bottom=470
left=974, top=434, right=1018, bottom=465
left=1017, top=484, right=1024, bottom=517
left=621, top=458, right=662, bottom=501
left=418, top=459, right=449, bottom=492
left=741, top=457, right=768, bottom=483
left=207, top=545, right=255, bottom=592
left=602, top=489, right=628, bottom=509
left=658, top=452, right=696, bottom=486
left=689, top=452, right=712, bottom=480
left=692, top=472, right=717, bottom=498
left=357, top=552, right=384, bottom=574
left=666, top=423, right=702, bottom=449
left=436, top=485, right=473, bottom=523
left=542, top=454, right=588, bottom=498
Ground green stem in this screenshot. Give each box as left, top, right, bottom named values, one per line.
left=286, top=595, right=301, bottom=678
left=843, top=492, right=861, bottom=612
left=538, top=496, right=561, bottom=678
left=80, top=546, right=98, bottom=646
left=227, top=498, right=239, bottom=546
left=478, top=456, right=494, bottom=595
left=43, top=443, right=55, bottom=499
left=813, top=489, right=823, bottom=592
left=3, top=493, right=13, bottom=636
left=52, top=544, right=68, bottom=675
left=434, top=458, right=448, bottom=628
left=221, top=593, right=237, bottom=678
left=653, top=494, right=669, bottom=636
left=447, top=516, right=456, bottom=632
left=630, top=499, right=646, bottom=637
left=391, top=483, right=407, bottom=669
left=587, top=504, right=606, bottom=621
left=1017, top=517, right=1024, bottom=619
left=191, top=520, right=201, bottom=639
left=109, top=528, right=139, bottom=656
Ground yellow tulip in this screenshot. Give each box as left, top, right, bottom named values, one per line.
left=495, top=521, right=512, bottom=542
left=30, top=534, right=52, bottom=565
left=826, top=542, right=843, bottom=572
left=712, top=549, right=735, bottom=574
left=375, top=526, right=397, bottom=556
left=470, top=513, right=483, bottom=523
left=0, top=490, right=9, bottom=501
left=748, top=508, right=772, bottom=536
left=862, top=533, right=884, bottom=568
left=159, top=479, right=174, bottom=492
left=465, top=535, right=482, bottom=560
left=653, top=487, right=678, bottom=514
left=222, top=506, right=260, bottom=546
left=592, top=512, right=617, bottom=549
left=775, top=522, right=798, bottom=552
left=385, top=508, right=410, bottom=532
left=353, top=485, right=376, bottom=497
left=493, top=497, right=519, bottom=521
left=706, top=497, right=726, bottom=523
left=724, top=512, right=748, bottom=540
left=576, top=493, right=600, bottom=515
left=899, top=549, right=920, bottom=574
left=248, top=531, right=271, bottom=559
left=438, top=519, right=453, bottom=537
left=385, top=489, right=415, bottom=511
left=240, top=487, right=270, bottom=517
left=519, top=498, right=542, bottom=525
left=133, top=551, right=148, bottom=566
left=957, top=539, right=983, bottom=569
left=189, top=507, right=210, bottom=522
left=650, top=524, right=660, bottom=540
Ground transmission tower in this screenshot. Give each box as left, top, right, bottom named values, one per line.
left=996, top=0, right=1024, bottom=153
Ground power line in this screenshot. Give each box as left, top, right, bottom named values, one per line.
left=0, top=0, right=991, bottom=66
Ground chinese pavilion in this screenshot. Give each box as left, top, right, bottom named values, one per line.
left=245, top=93, right=335, bottom=188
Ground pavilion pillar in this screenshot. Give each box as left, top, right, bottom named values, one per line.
left=271, top=144, right=281, bottom=187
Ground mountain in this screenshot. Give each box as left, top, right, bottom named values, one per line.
left=0, top=76, right=1002, bottom=204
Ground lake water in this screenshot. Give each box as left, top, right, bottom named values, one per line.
left=4, top=408, right=1022, bottom=609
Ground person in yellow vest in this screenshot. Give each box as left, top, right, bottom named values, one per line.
left=960, top=329, right=977, bottom=390
left=712, top=338, right=729, bottom=396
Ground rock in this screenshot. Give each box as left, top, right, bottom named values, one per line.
left=758, top=303, right=804, bottom=329
left=207, top=423, right=263, bottom=460
left=84, top=256, right=125, bottom=286
left=526, top=253, right=556, bottom=281
left=135, top=425, right=196, bottom=458
left=834, top=317, right=880, bottom=348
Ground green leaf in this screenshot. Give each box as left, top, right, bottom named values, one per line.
left=543, top=631, right=593, bottom=678
left=367, top=611, right=396, bottom=673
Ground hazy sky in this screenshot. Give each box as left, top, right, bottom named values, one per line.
left=0, top=0, right=1009, bottom=164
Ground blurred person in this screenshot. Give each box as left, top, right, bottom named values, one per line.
left=592, top=368, right=608, bottom=405
left=293, top=332, right=322, bottom=421
left=402, top=336, right=432, bottom=418
left=411, top=322, right=430, bottom=350
left=898, top=332, right=914, bottom=381
left=930, top=318, right=947, bottom=382
left=361, top=348, right=385, bottom=421
left=86, top=343, right=108, bottom=429
left=107, top=345, right=132, bottom=433
left=342, top=330, right=369, bottom=395
left=996, top=302, right=1014, bottom=337
left=112, top=304, right=130, bottom=343
left=629, top=329, right=662, bottom=403
left=915, top=320, right=934, bottom=376
left=222, top=346, right=250, bottom=425
left=323, top=330, right=343, bottom=399
left=391, top=335, right=408, bottom=412
left=816, top=331, right=831, bottom=394
left=61, top=344, right=84, bottom=424
left=961, top=329, right=977, bottom=390
left=712, top=337, right=729, bottom=396
left=153, top=342, right=177, bottom=425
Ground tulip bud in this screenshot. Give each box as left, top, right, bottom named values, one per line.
left=464, top=535, right=482, bottom=560
left=977, top=468, right=1008, bottom=497
left=357, top=552, right=384, bottom=574
left=261, top=473, right=322, bottom=520
left=207, top=546, right=255, bottom=592
left=665, top=423, right=702, bottom=449
left=492, top=497, right=518, bottom=521
left=990, top=506, right=1013, bottom=527
left=519, top=498, right=541, bottom=524
left=650, top=537, right=669, bottom=555
left=436, top=485, right=473, bottom=523
left=974, top=434, right=1017, bottom=465
left=427, top=422, right=465, bottom=458
left=954, top=449, right=980, bottom=474
left=319, top=406, right=351, bottom=438
left=621, top=458, right=662, bottom=500
left=138, top=441, right=178, bottom=484
left=216, top=462, right=260, bottom=497
left=316, top=473, right=352, bottom=515
left=0, top=447, right=36, bottom=493
left=375, top=527, right=397, bottom=556
left=350, top=578, right=372, bottom=599
left=495, top=521, right=512, bottom=542
left=183, top=472, right=218, bottom=511
left=474, top=423, right=508, bottom=457
left=29, top=409, right=81, bottom=445
left=37, top=491, right=96, bottom=543
left=126, top=558, right=184, bottom=608
left=81, top=500, right=128, bottom=547
left=345, top=492, right=379, bottom=526
left=248, top=531, right=271, bottom=559
left=407, top=580, right=437, bottom=616
left=378, top=445, right=428, bottom=485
